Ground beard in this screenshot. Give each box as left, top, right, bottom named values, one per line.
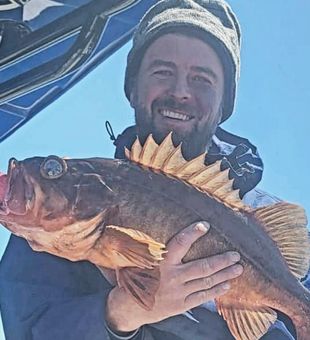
left=134, top=96, right=219, bottom=160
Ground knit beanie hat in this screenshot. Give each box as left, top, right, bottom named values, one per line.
left=124, top=0, right=241, bottom=123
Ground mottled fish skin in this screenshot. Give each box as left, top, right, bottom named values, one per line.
left=0, top=153, right=309, bottom=339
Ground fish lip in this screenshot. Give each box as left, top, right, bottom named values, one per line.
left=0, top=158, right=15, bottom=215
left=0, top=158, right=34, bottom=216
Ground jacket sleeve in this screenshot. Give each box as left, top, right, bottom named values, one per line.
left=0, top=235, right=112, bottom=340
left=0, top=235, right=161, bottom=340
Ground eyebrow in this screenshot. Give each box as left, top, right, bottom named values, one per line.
left=191, top=66, right=218, bottom=82
left=147, top=59, right=176, bottom=70
left=147, top=60, right=218, bottom=81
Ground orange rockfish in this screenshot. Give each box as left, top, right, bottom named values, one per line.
left=0, top=133, right=309, bottom=339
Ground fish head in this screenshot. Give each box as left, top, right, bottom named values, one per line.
left=0, top=155, right=117, bottom=233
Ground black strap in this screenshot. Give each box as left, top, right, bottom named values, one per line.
left=105, top=120, right=116, bottom=142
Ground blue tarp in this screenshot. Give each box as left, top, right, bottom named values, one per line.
left=0, top=0, right=156, bottom=143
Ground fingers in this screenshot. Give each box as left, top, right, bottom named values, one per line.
left=180, top=251, right=241, bottom=282
left=182, top=254, right=243, bottom=310
left=165, top=221, right=210, bottom=265
left=184, top=282, right=231, bottom=310
left=184, top=264, right=243, bottom=295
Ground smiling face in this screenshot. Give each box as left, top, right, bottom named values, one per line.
left=130, top=33, right=225, bottom=159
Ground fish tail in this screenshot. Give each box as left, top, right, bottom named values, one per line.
left=295, top=313, right=310, bottom=339
left=289, top=287, right=310, bottom=340
left=294, top=315, right=310, bottom=340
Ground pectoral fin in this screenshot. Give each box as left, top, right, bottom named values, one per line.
left=116, top=266, right=160, bottom=310
left=91, top=225, right=166, bottom=269
left=107, top=225, right=166, bottom=266
left=216, top=299, right=277, bottom=340
left=94, top=226, right=164, bottom=310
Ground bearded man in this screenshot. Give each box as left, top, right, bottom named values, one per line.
left=0, top=1, right=303, bottom=339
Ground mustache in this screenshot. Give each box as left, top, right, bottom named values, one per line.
left=151, top=97, right=199, bottom=118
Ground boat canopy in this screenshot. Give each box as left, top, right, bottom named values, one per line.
left=0, top=0, right=156, bottom=143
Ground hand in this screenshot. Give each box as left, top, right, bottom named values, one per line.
left=105, top=221, right=243, bottom=332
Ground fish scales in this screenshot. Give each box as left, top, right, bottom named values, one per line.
left=111, top=160, right=293, bottom=273
left=100, top=160, right=309, bottom=300
left=0, top=134, right=309, bottom=339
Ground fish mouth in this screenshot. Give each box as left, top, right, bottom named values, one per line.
left=0, top=158, right=34, bottom=217
left=157, top=108, right=194, bottom=122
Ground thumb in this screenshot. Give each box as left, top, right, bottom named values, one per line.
left=165, top=221, right=210, bottom=265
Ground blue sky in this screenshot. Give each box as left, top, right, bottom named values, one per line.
left=0, top=1, right=309, bottom=338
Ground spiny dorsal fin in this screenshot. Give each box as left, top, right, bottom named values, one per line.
left=126, top=133, right=244, bottom=209
left=254, top=202, right=310, bottom=279
left=175, top=153, right=206, bottom=179
left=217, top=300, right=277, bottom=340
left=131, top=138, right=142, bottom=162
left=125, top=147, right=131, bottom=160
left=140, top=134, right=158, bottom=166
left=151, top=132, right=175, bottom=170
left=162, top=144, right=187, bottom=174
left=187, top=161, right=221, bottom=185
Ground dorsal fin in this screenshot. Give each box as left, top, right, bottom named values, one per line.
left=130, top=138, right=142, bottom=162
left=176, top=153, right=207, bottom=179
left=162, top=144, right=187, bottom=174
left=140, top=135, right=158, bottom=166
left=126, top=133, right=245, bottom=209
left=254, top=202, right=310, bottom=279
left=150, top=132, right=175, bottom=170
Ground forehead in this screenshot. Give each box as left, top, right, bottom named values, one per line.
left=141, top=33, right=223, bottom=73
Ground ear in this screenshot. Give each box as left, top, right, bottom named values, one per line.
left=129, top=83, right=137, bottom=109
left=129, top=92, right=135, bottom=109
left=217, top=104, right=224, bottom=124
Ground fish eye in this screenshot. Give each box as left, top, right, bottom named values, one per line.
left=40, top=156, right=67, bottom=179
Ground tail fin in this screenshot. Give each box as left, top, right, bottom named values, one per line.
left=291, top=286, right=310, bottom=340
left=295, top=319, right=310, bottom=340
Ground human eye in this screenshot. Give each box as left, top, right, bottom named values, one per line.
left=191, top=74, right=212, bottom=85
left=152, top=69, right=174, bottom=78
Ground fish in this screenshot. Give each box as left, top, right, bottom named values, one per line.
left=0, top=133, right=309, bottom=340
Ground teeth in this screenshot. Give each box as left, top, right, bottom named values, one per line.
left=161, top=110, right=190, bottom=121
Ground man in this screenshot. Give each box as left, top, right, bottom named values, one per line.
left=0, top=1, right=303, bottom=339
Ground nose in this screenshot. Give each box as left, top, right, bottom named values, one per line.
left=170, top=74, right=191, bottom=101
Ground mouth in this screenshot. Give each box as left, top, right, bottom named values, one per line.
left=0, top=158, right=34, bottom=216
left=157, top=108, right=194, bottom=122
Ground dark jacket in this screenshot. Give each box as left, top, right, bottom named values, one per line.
left=0, top=126, right=295, bottom=340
